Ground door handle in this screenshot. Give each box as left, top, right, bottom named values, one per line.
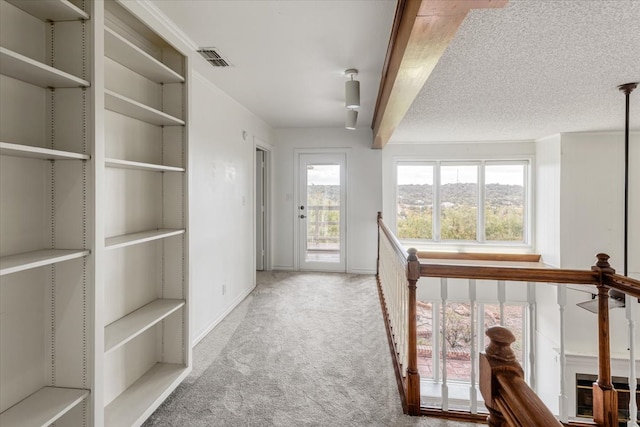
left=299, top=214, right=306, bottom=219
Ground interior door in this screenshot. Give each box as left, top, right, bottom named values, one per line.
left=298, top=153, right=346, bottom=272
left=256, top=149, right=265, bottom=270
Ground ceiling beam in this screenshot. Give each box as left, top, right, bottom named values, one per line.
left=371, top=0, right=508, bottom=149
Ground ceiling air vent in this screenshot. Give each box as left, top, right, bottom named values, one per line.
left=197, top=48, right=231, bottom=67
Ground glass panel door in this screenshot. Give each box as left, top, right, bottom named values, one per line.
left=298, top=153, right=346, bottom=271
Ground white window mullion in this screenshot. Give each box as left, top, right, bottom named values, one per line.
left=434, top=162, right=441, bottom=242
left=478, top=161, right=485, bottom=243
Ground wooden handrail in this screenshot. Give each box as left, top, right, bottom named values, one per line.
left=603, top=272, right=640, bottom=299
left=480, top=326, right=562, bottom=427
left=378, top=212, right=409, bottom=267
left=419, top=262, right=598, bottom=285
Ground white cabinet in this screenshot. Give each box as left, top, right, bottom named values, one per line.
left=0, top=0, right=92, bottom=425
left=0, top=0, right=190, bottom=425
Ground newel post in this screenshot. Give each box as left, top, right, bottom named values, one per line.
left=406, top=247, right=421, bottom=415
left=479, top=326, right=524, bottom=426
left=591, top=253, right=618, bottom=427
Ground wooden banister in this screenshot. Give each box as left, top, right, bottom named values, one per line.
left=591, top=254, right=619, bottom=427
left=406, top=248, right=421, bottom=415
left=376, top=216, right=638, bottom=424
left=480, top=326, right=562, bottom=427
left=378, top=213, right=408, bottom=267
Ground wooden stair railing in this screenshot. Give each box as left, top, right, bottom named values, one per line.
left=376, top=213, right=640, bottom=425
left=480, top=326, right=563, bottom=427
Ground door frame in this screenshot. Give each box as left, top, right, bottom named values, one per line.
left=254, top=138, right=272, bottom=272
left=293, top=148, right=349, bottom=272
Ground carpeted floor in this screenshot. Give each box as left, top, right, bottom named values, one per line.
left=143, top=271, right=475, bottom=427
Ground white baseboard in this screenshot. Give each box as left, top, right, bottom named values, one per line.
left=191, top=285, right=255, bottom=347
left=272, top=265, right=294, bottom=271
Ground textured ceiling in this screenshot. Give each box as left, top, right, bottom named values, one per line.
left=392, top=0, right=640, bottom=143
left=150, top=0, right=639, bottom=141
left=149, top=0, right=396, bottom=129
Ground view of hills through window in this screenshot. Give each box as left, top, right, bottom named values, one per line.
left=397, top=163, right=525, bottom=242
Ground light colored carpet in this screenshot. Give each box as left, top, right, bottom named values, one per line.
left=143, top=271, right=476, bottom=427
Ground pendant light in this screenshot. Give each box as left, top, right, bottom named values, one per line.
left=346, top=109, right=358, bottom=130
left=345, top=69, right=360, bottom=109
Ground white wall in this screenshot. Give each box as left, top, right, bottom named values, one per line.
left=535, top=134, right=561, bottom=268
left=554, top=132, right=640, bottom=356
left=534, top=131, right=640, bottom=415
left=272, top=128, right=381, bottom=274
left=188, top=63, right=274, bottom=344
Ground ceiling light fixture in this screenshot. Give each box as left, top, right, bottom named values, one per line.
left=345, top=69, right=360, bottom=109
left=346, top=109, right=358, bottom=130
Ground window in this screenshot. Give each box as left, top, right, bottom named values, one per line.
left=396, top=161, right=529, bottom=244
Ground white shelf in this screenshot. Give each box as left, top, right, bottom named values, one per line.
left=5, top=0, right=89, bottom=22
left=105, top=158, right=184, bottom=172
left=0, top=142, right=89, bottom=160
left=105, top=229, right=185, bottom=250
left=0, top=48, right=90, bottom=89
left=105, top=27, right=184, bottom=84
left=0, top=249, right=90, bottom=276
left=0, top=386, right=89, bottom=427
left=105, top=363, right=188, bottom=427
left=105, top=299, right=185, bottom=353
left=104, top=90, right=185, bottom=126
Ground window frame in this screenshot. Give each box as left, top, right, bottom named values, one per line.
left=394, top=158, right=533, bottom=252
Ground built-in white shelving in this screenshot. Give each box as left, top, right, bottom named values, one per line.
left=105, top=299, right=185, bottom=353
left=0, top=0, right=91, bottom=422
left=105, top=27, right=184, bottom=84
left=106, top=158, right=184, bottom=172
left=2, top=0, right=189, bottom=424
left=0, top=249, right=90, bottom=276
left=0, top=48, right=90, bottom=88
left=105, top=229, right=185, bottom=250
left=0, top=142, right=90, bottom=161
left=104, top=89, right=185, bottom=126
left=104, top=363, right=187, bottom=427
left=0, top=387, right=89, bottom=427
left=5, top=0, right=89, bottom=22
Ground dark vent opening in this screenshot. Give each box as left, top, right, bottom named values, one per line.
left=197, top=48, right=231, bottom=67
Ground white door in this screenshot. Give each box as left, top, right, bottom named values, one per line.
left=256, top=149, right=265, bottom=270
left=298, top=153, right=346, bottom=272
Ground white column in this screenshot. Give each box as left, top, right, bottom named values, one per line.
left=626, top=294, right=638, bottom=427
left=558, top=284, right=568, bottom=423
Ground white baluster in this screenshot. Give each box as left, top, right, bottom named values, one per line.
left=433, top=300, right=441, bottom=383
left=527, top=282, right=537, bottom=389
left=558, top=284, right=568, bottom=423
left=469, top=279, right=478, bottom=414
left=498, top=280, right=506, bottom=326
left=626, top=294, right=638, bottom=427
left=441, top=277, right=449, bottom=411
